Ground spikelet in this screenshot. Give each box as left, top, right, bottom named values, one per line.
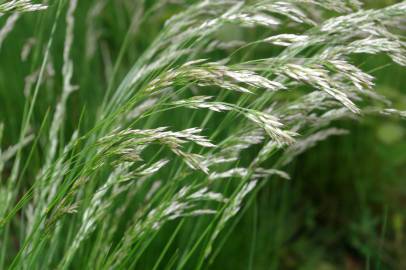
left=0, top=13, right=19, bottom=50
left=111, top=185, right=227, bottom=267
left=146, top=60, right=285, bottom=94
left=280, top=64, right=360, bottom=113
left=98, top=127, right=215, bottom=174
left=264, top=34, right=309, bottom=47
left=256, top=1, right=316, bottom=25
left=381, top=108, right=406, bottom=119
left=0, top=134, right=34, bottom=164
left=0, top=0, right=47, bottom=14
left=209, top=167, right=290, bottom=181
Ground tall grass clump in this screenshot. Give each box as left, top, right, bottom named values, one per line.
left=0, top=0, right=405, bottom=269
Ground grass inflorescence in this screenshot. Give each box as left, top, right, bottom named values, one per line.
left=0, top=0, right=405, bottom=269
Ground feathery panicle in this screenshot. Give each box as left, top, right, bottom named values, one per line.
left=47, top=0, right=78, bottom=164
left=1, top=1, right=405, bottom=268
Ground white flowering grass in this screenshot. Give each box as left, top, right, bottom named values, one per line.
left=0, top=0, right=405, bottom=269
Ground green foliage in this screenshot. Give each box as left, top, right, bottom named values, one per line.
left=0, top=0, right=405, bottom=269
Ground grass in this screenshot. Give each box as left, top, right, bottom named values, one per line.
left=0, top=0, right=405, bottom=269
